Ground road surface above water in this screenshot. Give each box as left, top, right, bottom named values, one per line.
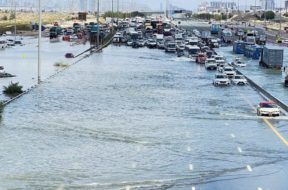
left=0, top=45, right=288, bottom=190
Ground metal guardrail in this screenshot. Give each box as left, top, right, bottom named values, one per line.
left=74, top=30, right=116, bottom=58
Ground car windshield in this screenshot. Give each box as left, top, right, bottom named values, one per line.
left=234, top=76, right=243, bottom=79
left=260, top=103, right=277, bottom=108
left=224, top=68, right=233, bottom=71
left=216, top=75, right=226, bottom=79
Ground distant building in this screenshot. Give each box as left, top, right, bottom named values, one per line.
left=260, top=0, right=275, bottom=10
left=210, top=1, right=236, bottom=10
left=250, top=6, right=262, bottom=11
left=198, top=1, right=237, bottom=13
left=172, top=10, right=191, bottom=19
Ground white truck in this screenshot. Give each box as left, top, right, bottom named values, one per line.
left=155, top=34, right=164, bottom=49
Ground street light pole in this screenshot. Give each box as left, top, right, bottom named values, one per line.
left=237, top=0, right=240, bottom=26
left=38, top=0, right=41, bottom=84
left=117, top=0, right=119, bottom=14
left=280, top=0, right=282, bottom=35
left=264, top=0, right=267, bottom=30
left=97, top=0, right=100, bottom=47
left=14, top=0, right=16, bottom=42
left=254, top=0, right=256, bottom=28
left=112, top=0, right=114, bottom=33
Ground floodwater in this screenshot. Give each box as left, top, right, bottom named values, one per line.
left=0, top=43, right=288, bottom=190
left=0, top=36, right=90, bottom=101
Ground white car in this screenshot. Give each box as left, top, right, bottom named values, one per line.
left=232, top=60, right=246, bottom=67
left=221, top=66, right=236, bottom=78
left=257, top=101, right=280, bottom=117
left=213, top=73, right=230, bottom=86
left=283, top=39, right=288, bottom=46
left=231, top=57, right=246, bottom=67
left=205, top=58, right=217, bottom=70
left=213, top=55, right=225, bottom=62
left=127, top=40, right=133, bottom=46
left=0, top=40, right=7, bottom=49
left=231, top=75, right=248, bottom=85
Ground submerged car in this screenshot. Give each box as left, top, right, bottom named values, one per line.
left=231, top=57, right=246, bottom=67
left=65, top=53, right=74, bottom=58
left=213, top=73, right=230, bottom=86
left=257, top=101, right=280, bottom=117
left=205, top=58, right=217, bottom=70
left=231, top=75, right=248, bottom=85
left=221, top=66, right=236, bottom=78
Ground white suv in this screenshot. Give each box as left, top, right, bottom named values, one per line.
left=231, top=75, right=248, bottom=85
left=213, top=74, right=230, bottom=86
left=221, top=66, right=236, bottom=78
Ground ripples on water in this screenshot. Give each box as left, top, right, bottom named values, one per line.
left=0, top=45, right=287, bottom=189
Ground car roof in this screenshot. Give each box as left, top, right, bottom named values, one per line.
left=260, top=101, right=275, bottom=105
left=216, top=73, right=227, bottom=76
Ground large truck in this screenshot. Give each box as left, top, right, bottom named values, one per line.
left=164, top=37, right=176, bottom=53
left=155, top=34, right=164, bottom=49
left=222, top=29, right=233, bottom=43
left=211, top=24, right=220, bottom=35
left=260, top=46, right=284, bottom=69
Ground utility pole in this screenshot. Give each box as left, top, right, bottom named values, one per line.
left=14, top=0, right=16, bottom=42
left=112, top=0, right=114, bottom=18
left=166, top=0, right=169, bottom=18
left=38, top=0, right=42, bottom=84
left=237, top=0, right=240, bottom=26
left=264, top=0, right=267, bottom=30
left=117, top=0, right=119, bottom=21
left=97, top=0, right=100, bottom=47
left=254, top=0, right=256, bottom=29
left=280, top=0, right=282, bottom=35
left=226, top=0, right=228, bottom=22
left=112, top=0, right=114, bottom=33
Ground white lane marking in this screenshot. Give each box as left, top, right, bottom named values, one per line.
left=187, top=146, right=191, bottom=152
left=192, top=186, right=196, bottom=190
left=230, top=133, right=236, bottom=138
left=126, top=186, right=131, bottom=190
left=136, top=146, right=141, bottom=152
left=189, top=164, right=194, bottom=171
left=56, top=184, right=65, bottom=190
left=225, top=123, right=229, bottom=126
left=257, top=188, right=263, bottom=190
left=246, top=165, right=253, bottom=172
left=131, top=162, right=137, bottom=168
left=237, top=147, right=243, bottom=153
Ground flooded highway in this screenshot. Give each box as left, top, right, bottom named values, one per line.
left=0, top=44, right=288, bottom=190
